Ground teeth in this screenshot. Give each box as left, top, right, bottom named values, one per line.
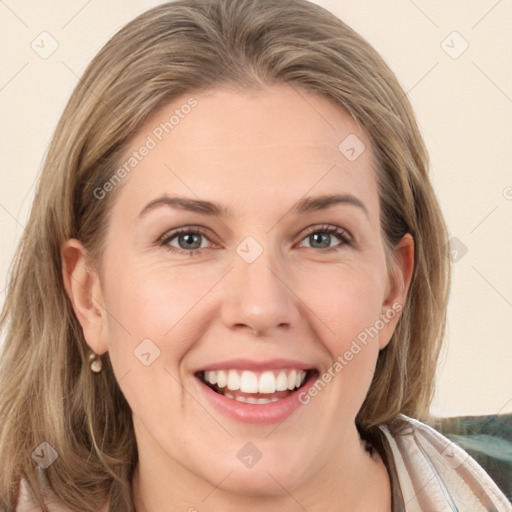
left=256, top=397, right=276, bottom=404
left=287, top=370, right=297, bottom=390
left=227, top=370, right=240, bottom=391
left=276, top=371, right=289, bottom=391
left=203, top=369, right=308, bottom=394
left=240, top=371, right=259, bottom=393
left=216, top=370, right=227, bottom=388
left=258, top=371, right=276, bottom=393
left=233, top=396, right=280, bottom=404
left=204, top=371, right=216, bottom=385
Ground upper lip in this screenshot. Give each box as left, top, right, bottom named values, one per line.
left=195, top=358, right=317, bottom=373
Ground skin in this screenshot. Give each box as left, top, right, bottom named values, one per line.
left=62, top=84, right=414, bottom=512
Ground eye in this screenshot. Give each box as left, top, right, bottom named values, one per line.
left=158, top=224, right=351, bottom=256
left=298, top=224, right=351, bottom=251
left=158, top=226, right=216, bottom=256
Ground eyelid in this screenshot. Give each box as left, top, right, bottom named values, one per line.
left=157, top=225, right=216, bottom=244
left=158, top=223, right=352, bottom=254
left=298, top=223, right=352, bottom=245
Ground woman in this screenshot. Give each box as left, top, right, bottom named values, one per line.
left=0, top=0, right=509, bottom=510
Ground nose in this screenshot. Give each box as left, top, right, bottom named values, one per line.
left=220, top=247, right=301, bottom=337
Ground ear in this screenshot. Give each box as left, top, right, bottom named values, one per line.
left=378, top=233, right=414, bottom=350
left=60, top=238, right=109, bottom=355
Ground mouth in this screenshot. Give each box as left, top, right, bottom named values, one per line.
left=195, top=368, right=319, bottom=405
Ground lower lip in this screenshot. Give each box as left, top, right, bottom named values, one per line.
left=194, top=372, right=317, bottom=424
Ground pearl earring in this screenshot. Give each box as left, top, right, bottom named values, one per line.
left=88, top=351, right=103, bottom=373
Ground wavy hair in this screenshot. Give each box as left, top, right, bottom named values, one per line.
left=0, top=0, right=450, bottom=509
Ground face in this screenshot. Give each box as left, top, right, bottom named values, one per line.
left=66, top=84, right=412, bottom=498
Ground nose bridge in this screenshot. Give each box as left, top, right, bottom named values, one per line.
left=220, top=234, right=300, bottom=335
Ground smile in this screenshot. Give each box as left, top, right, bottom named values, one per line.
left=199, top=368, right=311, bottom=404
left=194, top=363, right=319, bottom=423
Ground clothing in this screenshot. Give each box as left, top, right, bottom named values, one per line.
left=378, top=414, right=512, bottom=511
left=15, top=414, right=512, bottom=511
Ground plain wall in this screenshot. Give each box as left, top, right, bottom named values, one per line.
left=0, top=0, right=511, bottom=417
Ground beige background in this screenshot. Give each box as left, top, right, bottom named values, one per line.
left=0, top=0, right=511, bottom=417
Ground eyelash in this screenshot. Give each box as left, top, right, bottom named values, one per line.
left=157, top=224, right=352, bottom=257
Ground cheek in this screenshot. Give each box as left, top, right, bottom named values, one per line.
left=99, top=264, right=200, bottom=425
left=297, top=258, right=387, bottom=351
left=102, top=258, right=216, bottom=341
left=295, top=259, right=386, bottom=414
left=99, top=259, right=226, bottom=405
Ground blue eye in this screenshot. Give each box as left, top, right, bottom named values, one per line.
left=158, top=226, right=213, bottom=256
left=299, top=225, right=351, bottom=251
left=158, top=224, right=351, bottom=256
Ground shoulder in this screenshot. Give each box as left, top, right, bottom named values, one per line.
left=379, top=414, right=512, bottom=511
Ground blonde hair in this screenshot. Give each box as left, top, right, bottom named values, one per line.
left=0, top=0, right=450, bottom=509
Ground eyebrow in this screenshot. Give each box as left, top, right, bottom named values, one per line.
left=138, top=193, right=369, bottom=219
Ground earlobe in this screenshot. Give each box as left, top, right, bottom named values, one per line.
left=60, top=239, right=109, bottom=355
left=378, top=233, right=415, bottom=349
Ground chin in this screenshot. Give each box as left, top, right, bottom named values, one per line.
left=200, top=455, right=312, bottom=497
left=216, top=469, right=300, bottom=497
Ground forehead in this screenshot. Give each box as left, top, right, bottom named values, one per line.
left=112, top=84, right=379, bottom=224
